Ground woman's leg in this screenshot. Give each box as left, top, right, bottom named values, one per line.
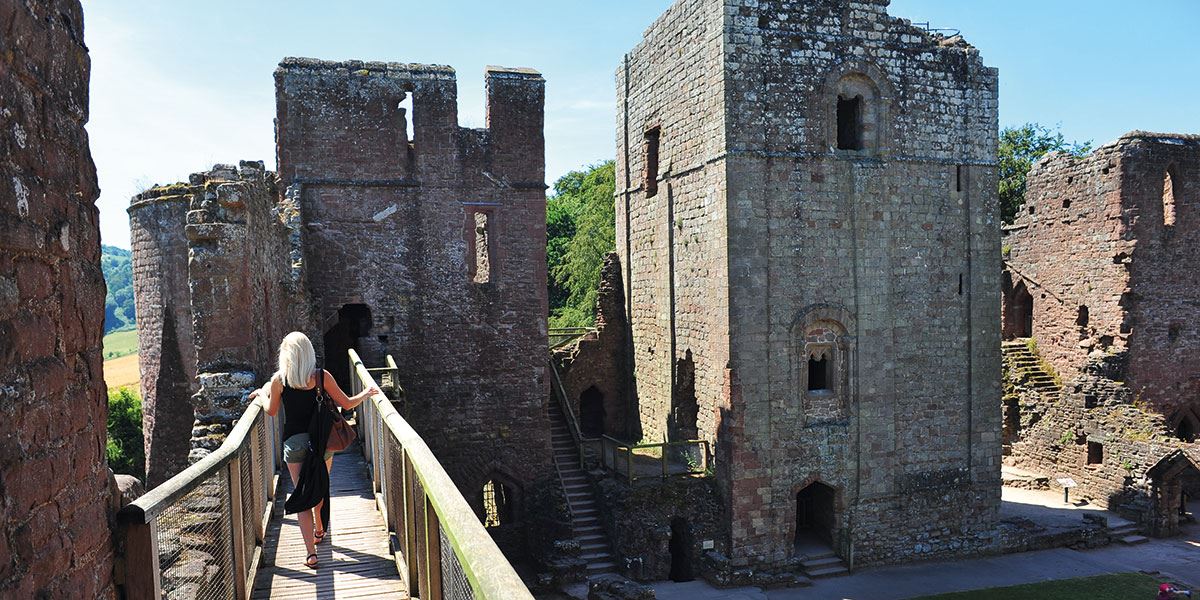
left=287, top=461, right=317, bottom=562
left=314, top=456, right=334, bottom=537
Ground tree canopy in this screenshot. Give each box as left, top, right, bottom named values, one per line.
left=546, top=161, right=616, bottom=328
left=999, top=123, right=1092, bottom=225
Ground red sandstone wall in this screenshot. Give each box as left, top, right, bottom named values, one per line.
left=129, top=189, right=198, bottom=485
left=1007, top=133, right=1200, bottom=423
left=0, top=0, right=116, bottom=595
left=275, top=59, right=554, bottom=509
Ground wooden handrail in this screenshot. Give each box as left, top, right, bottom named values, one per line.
left=349, top=350, right=532, bottom=599
left=119, top=401, right=267, bottom=524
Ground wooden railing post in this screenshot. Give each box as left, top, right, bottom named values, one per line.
left=228, top=455, right=249, bottom=600
left=122, top=521, right=161, bottom=598
left=425, top=496, right=443, bottom=600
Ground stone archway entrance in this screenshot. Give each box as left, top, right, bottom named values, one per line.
left=1147, top=450, right=1200, bottom=537
left=579, top=386, right=605, bottom=437
left=1004, top=280, right=1034, bottom=339
left=794, top=481, right=837, bottom=550
left=323, top=304, right=372, bottom=391
left=668, top=517, right=695, bottom=582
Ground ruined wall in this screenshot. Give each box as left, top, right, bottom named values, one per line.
left=130, top=186, right=199, bottom=485
left=1004, top=133, right=1200, bottom=432
left=275, top=59, right=553, bottom=518
left=554, top=253, right=632, bottom=438
left=131, top=163, right=308, bottom=467
left=0, top=0, right=116, bottom=595
left=616, top=0, right=731, bottom=447
left=621, top=0, right=1001, bottom=568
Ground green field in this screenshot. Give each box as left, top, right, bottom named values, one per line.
left=103, top=328, right=138, bottom=360
left=914, top=572, right=1166, bottom=600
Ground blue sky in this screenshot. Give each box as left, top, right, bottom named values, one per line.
left=85, top=1, right=1200, bottom=249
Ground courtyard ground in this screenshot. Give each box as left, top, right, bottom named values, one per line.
left=604, top=494, right=1200, bottom=600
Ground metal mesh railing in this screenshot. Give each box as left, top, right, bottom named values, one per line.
left=118, top=402, right=281, bottom=599
left=349, top=349, right=532, bottom=600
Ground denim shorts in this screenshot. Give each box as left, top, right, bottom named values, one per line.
left=282, top=433, right=335, bottom=464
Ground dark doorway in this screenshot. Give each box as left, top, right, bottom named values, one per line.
left=1003, top=398, right=1021, bottom=447
left=323, top=304, right=372, bottom=391
left=668, top=517, right=695, bottom=582
left=579, top=386, right=605, bottom=437
left=795, top=482, right=837, bottom=548
left=1004, top=281, right=1034, bottom=339
left=670, top=350, right=699, bottom=441
left=836, top=95, right=864, bottom=150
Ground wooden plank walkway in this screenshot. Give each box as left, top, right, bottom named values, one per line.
left=252, top=442, right=406, bottom=599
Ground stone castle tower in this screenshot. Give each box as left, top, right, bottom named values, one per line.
left=273, top=59, right=555, bottom=528
left=616, top=0, right=1002, bottom=566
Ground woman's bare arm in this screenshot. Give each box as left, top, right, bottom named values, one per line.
left=322, top=369, right=379, bottom=410
left=249, top=375, right=283, bottom=417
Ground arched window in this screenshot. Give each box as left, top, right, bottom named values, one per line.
left=829, top=72, right=883, bottom=154
left=1163, top=166, right=1178, bottom=227
left=793, top=306, right=854, bottom=425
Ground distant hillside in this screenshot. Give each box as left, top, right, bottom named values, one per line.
left=102, top=245, right=136, bottom=333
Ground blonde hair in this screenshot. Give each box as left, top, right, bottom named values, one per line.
left=277, top=332, right=316, bottom=388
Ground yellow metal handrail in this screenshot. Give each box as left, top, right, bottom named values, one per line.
left=349, top=349, right=532, bottom=599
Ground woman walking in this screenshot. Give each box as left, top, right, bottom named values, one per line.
left=254, top=332, right=378, bottom=568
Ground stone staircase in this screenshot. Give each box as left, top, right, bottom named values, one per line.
left=1107, top=516, right=1148, bottom=545
left=798, top=549, right=848, bottom=579
left=1003, top=339, right=1061, bottom=398
left=548, top=400, right=617, bottom=577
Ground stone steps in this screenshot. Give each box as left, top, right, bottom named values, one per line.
left=799, top=552, right=848, bottom=579
left=1118, top=534, right=1149, bottom=545
left=548, top=399, right=617, bottom=577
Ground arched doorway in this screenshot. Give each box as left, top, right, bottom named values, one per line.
left=1004, top=280, right=1034, bottom=339
left=794, top=481, right=837, bottom=550
left=668, top=517, right=695, bottom=582
left=579, top=386, right=605, bottom=437
left=323, top=304, right=372, bottom=391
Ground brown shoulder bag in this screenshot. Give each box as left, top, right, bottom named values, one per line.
left=319, top=369, right=357, bottom=453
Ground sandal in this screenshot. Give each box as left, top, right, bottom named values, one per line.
left=314, top=529, right=326, bottom=544
left=305, top=553, right=319, bottom=569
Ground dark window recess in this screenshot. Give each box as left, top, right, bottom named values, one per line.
left=1177, top=418, right=1196, bottom=443
left=1084, top=395, right=1098, bottom=409
left=956, top=165, right=964, bottom=192
left=807, top=356, right=829, bottom=391
left=836, top=95, right=864, bottom=150
left=958, top=273, right=963, bottom=296
left=644, top=128, right=661, bottom=197
left=1169, top=324, right=1182, bottom=343
left=1087, top=441, right=1103, bottom=465
left=1076, top=306, right=1089, bottom=328
left=1063, top=199, right=1072, bottom=210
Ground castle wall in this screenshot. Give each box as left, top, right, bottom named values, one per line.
left=1005, top=134, right=1200, bottom=429
left=0, top=0, right=117, bottom=595
left=130, top=163, right=308, bottom=466
left=130, top=187, right=198, bottom=485
left=620, top=0, right=1002, bottom=568
left=616, top=0, right=731, bottom=448
left=274, top=59, right=554, bottom=523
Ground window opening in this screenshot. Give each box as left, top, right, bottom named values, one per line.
left=644, top=128, right=661, bottom=197
left=1077, top=305, right=1090, bottom=328
left=807, top=356, right=829, bottom=391
left=579, top=386, right=605, bottom=437
left=1164, top=167, right=1177, bottom=227
left=482, top=479, right=511, bottom=527
left=956, top=165, right=964, bottom=192
left=1087, top=441, right=1103, bottom=465
left=472, top=211, right=492, bottom=284
left=398, top=92, right=415, bottom=143
left=836, top=95, right=864, bottom=150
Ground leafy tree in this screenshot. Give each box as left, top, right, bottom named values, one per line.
left=999, top=123, right=1092, bottom=225
left=107, top=387, right=145, bottom=480
left=546, top=161, right=616, bottom=328
left=101, top=245, right=137, bottom=333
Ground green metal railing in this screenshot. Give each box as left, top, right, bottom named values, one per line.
left=349, top=349, right=532, bottom=599
left=549, top=327, right=590, bottom=350
left=600, top=436, right=711, bottom=483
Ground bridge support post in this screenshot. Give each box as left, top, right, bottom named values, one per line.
left=122, top=520, right=161, bottom=598
left=229, top=454, right=249, bottom=600
left=426, top=497, right=443, bottom=599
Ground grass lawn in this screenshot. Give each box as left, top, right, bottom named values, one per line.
left=103, top=328, right=138, bottom=360
left=913, top=572, right=1165, bottom=600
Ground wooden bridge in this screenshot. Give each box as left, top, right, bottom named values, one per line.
left=114, top=350, right=532, bottom=599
